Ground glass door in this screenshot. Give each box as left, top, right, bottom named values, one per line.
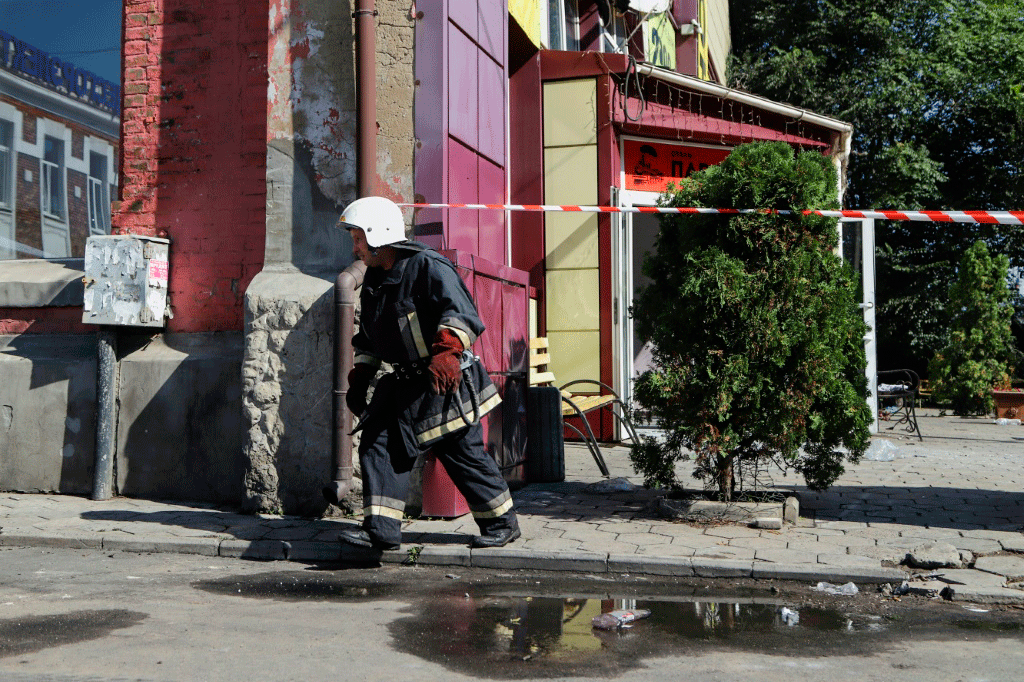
left=613, top=189, right=661, bottom=431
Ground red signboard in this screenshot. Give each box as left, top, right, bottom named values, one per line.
left=623, top=140, right=730, bottom=192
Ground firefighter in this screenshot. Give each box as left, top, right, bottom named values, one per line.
left=336, top=196, right=520, bottom=551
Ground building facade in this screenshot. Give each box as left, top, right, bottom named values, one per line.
left=0, top=1, right=850, bottom=514
left=0, top=31, right=120, bottom=261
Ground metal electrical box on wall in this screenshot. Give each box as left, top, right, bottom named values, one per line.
left=82, top=235, right=171, bottom=327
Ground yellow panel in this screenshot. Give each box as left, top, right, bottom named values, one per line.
left=545, top=212, right=598, bottom=269
left=543, top=80, right=597, bottom=148
left=509, top=0, right=543, bottom=49
left=706, top=0, right=731, bottom=85
left=644, top=12, right=677, bottom=71
left=698, top=0, right=710, bottom=81
left=546, top=268, right=599, bottom=331
left=548, top=330, right=601, bottom=385
left=544, top=144, right=597, bottom=205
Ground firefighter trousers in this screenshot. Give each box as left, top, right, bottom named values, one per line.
left=359, top=418, right=517, bottom=546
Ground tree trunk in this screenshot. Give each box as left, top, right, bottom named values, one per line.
left=716, top=454, right=734, bottom=502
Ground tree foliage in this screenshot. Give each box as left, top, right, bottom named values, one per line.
left=728, top=0, right=1024, bottom=373
left=928, top=241, right=1017, bottom=415
left=630, top=143, right=871, bottom=498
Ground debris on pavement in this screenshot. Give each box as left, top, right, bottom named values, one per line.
left=591, top=609, right=652, bottom=630
left=813, top=581, right=859, bottom=596
left=863, top=440, right=901, bottom=461
left=583, top=477, right=640, bottom=493
left=905, top=542, right=964, bottom=569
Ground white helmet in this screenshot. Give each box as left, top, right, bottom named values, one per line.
left=339, top=196, right=407, bottom=248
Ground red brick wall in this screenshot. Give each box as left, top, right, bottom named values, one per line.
left=21, top=112, right=36, bottom=144
left=72, top=129, right=85, bottom=160
left=113, top=0, right=268, bottom=333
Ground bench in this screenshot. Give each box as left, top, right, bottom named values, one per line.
left=528, top=337, right=640, bottom=477
left=877, top=369, right=923, bottom=440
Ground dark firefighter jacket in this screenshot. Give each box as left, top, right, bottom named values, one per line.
left=352, top=241, right=501, bottom=468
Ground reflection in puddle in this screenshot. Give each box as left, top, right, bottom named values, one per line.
left=389, top=594, right=890, bottom=678
left=191, top=573, right=896, bottom=678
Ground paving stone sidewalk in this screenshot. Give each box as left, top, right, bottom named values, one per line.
left=1, top=409, right=1023, bottom=603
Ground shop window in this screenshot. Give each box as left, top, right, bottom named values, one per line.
left=88, top=151, right=110, bottom=235
left=41, top=135, right=65, bottom=220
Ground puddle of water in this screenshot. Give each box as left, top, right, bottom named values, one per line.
left=189, top=573, right=913, bottom=678
left=387, top=594, right=891, bottom=678
left=0, top=610, right=147, bottom=658
left=194, top=572, right=391, bottom=601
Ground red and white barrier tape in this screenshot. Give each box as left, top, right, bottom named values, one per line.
left=398, top=203, right=1024, bottom=226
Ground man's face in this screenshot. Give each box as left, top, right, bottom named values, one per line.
left=350, top=227, right=386, bottom=268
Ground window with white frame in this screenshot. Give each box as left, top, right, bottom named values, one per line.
left=546, top=0, right=580, bottom=51
left=0, top=119, right=13, bottom=210
left=601, top=10, right=628, bottom=53
left=88, top=151, right=110, bottom=235
left=41, top=135, right=65, bottom=220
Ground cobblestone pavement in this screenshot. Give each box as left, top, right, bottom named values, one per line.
left=2, top=409, right=1022, bottom=603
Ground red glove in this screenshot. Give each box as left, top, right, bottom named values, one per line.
left=428, top=329, right=464, bottom=394
left=346, top=364, right=375, bottom=415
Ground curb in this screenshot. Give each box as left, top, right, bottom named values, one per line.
left=1, top=532, right=910, bottom=584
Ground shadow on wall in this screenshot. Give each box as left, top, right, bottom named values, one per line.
left=116, top=332, right=246, bottom=504
left=0, top=334, right=97, bottom=494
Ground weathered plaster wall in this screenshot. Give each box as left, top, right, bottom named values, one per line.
left=242, top=0, right=415, bottom=515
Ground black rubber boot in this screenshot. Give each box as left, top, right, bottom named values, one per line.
left=470, top=526, right=521, bottom=548
left=338, top=527, right=400, bottom=551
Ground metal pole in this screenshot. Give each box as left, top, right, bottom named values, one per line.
left=92, top=328, right=118, bottom=500
left=354, top=0, right=377, bottom=198
left=862, top=218, right=878, bottom=434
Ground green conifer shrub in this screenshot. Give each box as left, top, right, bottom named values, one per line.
left=928, top=240, right=1016, bottom=415
left=630, top=142, right=871, bottom=499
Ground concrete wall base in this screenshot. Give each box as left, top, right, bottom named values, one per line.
left=115, top=332, right=245, bottom=504
left=0, top=334, right=97, bottom=494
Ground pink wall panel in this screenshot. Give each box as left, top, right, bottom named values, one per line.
left=414, top=0, right=446, bottom=232
left=477, top=54, right=506, bottom=167
left=477, top=0, right=504, bottom=64
left=448, top=24, right=479, bottom=149
left=449, top=0, right=477, bottom=43
left=473, top=273, right=505, bottom=372
left=447, top=138, right=479, bottom=254
left=477, top=156, right=506, bottom=264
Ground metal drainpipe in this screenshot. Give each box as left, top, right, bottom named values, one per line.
left=326, top=260, right=366, bottom=504
left=325, top=0, right=376, bottom=503
left=355, top=0, right=377, bottom=199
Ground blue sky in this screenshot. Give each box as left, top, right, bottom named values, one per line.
left=2, top=0, right=122, bottom=83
